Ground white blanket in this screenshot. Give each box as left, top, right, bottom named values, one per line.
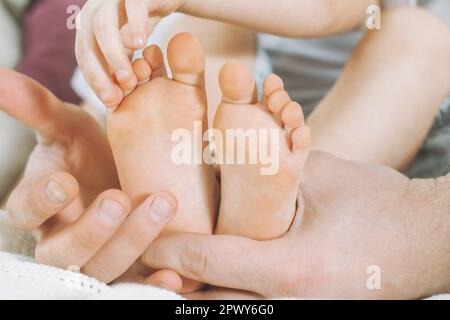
left=0, top=252, right=183, bottom=300
left=0, top=211, right=182, bottom=300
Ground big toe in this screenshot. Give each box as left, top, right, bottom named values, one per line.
left=219, top=61, right=257, bottom=104
left=167, top=33, right=205, bottom=87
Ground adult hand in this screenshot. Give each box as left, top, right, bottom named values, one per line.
left=75, top=0, right=187, bottom=107
left=0, top=69, right=179, bottom=286
left=142, top=152, right=450, bottom=299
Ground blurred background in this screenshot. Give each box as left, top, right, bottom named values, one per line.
left=0, top=0, right=85, bottom=204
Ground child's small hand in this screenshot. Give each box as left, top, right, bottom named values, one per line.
left=75, top=0, right=187, bottom=107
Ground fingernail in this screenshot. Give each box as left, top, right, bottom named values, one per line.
left=98, top=198, right=125, bottom=226
left=156, top=282, right=169, bottom=290
left=99, top=89, right=113, bottom=102
left=134, top=35, right=145, bottom=48
left=45, top=180, right=68, bottom=204
left=116, top=70, right=130, bottom=82
left=149, top=197, right=173, bottom=222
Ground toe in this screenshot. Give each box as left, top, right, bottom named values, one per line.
left=219, top=61, right=257, bottom=104
left=268, top=90, right=291, bottom=114
left=281, top=102, right=304, bottom=128
left=263, top=74, right=284, bottom=97
left=132, top=58, right=152, bottom=84
left=167, top=33, right=205, bottom=87
left=143, top=45, right=166, bottom=78
left=292, top=126, right=312, bottom=151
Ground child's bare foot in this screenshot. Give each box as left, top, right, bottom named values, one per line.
left=107, top=33, right=217, bottom=291
left=214, top=62, right=311, bottom=240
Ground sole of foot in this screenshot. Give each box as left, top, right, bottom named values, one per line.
left=107, top=33, right=218, bottom=292
left=213, top=61, right=311, bottom=240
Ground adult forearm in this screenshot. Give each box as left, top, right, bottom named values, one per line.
left=180, top=0, right=377, bottom=38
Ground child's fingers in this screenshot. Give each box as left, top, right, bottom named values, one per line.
left=76, top=6, right=123, bottom=108
left=76, top=39, right=124, bottom=108
left=144, top=269, right=183, bottom=292
left=121, top=16, right=161, bottom=50
left=93, top=3, right=137, bottom=93
left=125, top=0, right=149, bottom=49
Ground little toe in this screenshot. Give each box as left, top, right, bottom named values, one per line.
left=219, top=61, right=257, bottom=104
left=167, top=33, right=205, bottom=87
left=132, top=58, right=152, bottom=84
left=292, top=126, right=312, bottom=151
left=281, top=102, right=305, bottom=129
left=268, top=90, right=291, bottom=114
left=143, top=45, right=166, bottom=78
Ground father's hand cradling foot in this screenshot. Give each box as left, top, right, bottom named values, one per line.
left=0, top=69, right=180, bottom=288
left=142, top=152, right=450, bottom=299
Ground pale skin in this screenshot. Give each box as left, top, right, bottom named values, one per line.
left=96, top=0, right=450, bottom=256
left=143, top=152, right=450, bottom=299
left=75, top=0, right=376, bottom=108
left=76, top=0, right=450, bottom=172
left=107, top=33, right=219, bottom=292
left=164, top=7, right=450, bottom=172
left=3, top=0, right=445, bottom=298
left=107, top=33, right=312, bottom=291
left=1, top=50, right=310, bottom=292
left=2, top=66, right=450, bottom=299
left=0, top=69, right=182, bottom=290
left=127, top=37, right=450, bottom=298
left=308, top=7, right=450, bottom=170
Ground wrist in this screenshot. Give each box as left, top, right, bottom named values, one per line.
left=178, top=0, right=194, bottom=14
left=423, top=174, right=450, bottom=295
left=402, top=175, right=450, bottom=297
left=431, top=174, right=450, bottom=228
left=178, top=0, right=208, bottom=17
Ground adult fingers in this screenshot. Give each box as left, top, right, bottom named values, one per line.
left=141, top=233, right=282, bottom=296
left=0, top=69, right=68, bottom=142
left=144, top=269, right=183, bottom=292
left=34, top=190, right=131, bottom=269
left=76, top=3, right=123, bottom=107
left=6, top=172, right=79, bottom=231
left=186, top=288, right=262, bottom=300
left=82, top=192, right=177, bottom=283
left=93, top=3, right=137, bottom=92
